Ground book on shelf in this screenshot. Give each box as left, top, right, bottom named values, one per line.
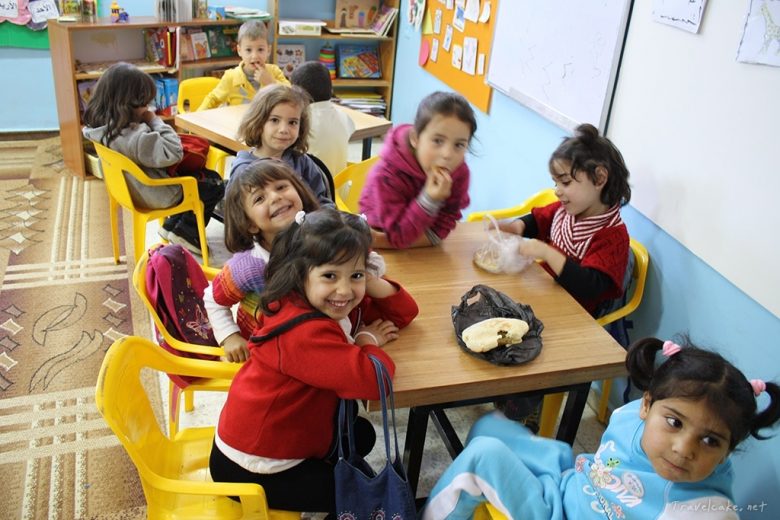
left=190, top=31, right=211, bottom=60
left=144, top=27, right=177, bottom=68
left=180, top=32, right=194, bottom=62
left=77, top=79, right=98, bottom=115
left=206, top=27, right=233, bottom=58
left=338, top=44, right=381, bottom=79
left=369, top=6, right=398, bottom=37
left=224, top=6, right=271, bottom=20
left=335, top=0, right=379, bottom=28
left=276, top=44, right=306, bottom=79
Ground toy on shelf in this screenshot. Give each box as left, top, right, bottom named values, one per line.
left=117, top=9, right=129, bottom=23
left=110, top=1, right=121, bottom=22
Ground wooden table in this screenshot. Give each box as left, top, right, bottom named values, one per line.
left=372, top=222, right=627, bottom=494
left=175, top=104, right=392, bottom=160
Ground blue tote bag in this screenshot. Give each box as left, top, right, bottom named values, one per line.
left=334, top=355, right=416, bottom=519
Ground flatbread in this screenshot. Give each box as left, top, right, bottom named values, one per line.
left=462, top=317, right=530, bottom=353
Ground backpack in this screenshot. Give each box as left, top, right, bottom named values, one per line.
left=145, top=243, right=220, bottom=387
left=168, top=134, right=210, bottom=176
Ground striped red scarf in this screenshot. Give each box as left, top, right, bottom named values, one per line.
left=550, top=204, right=623, bottom=261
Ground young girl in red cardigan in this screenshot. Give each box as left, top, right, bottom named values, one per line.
left=499, top=123, right=632, bottom=429
left=209, top=208, right=418, bottom=515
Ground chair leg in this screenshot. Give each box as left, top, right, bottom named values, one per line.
left=109, top=198, right=120, bottom=264
left=169, top=381, right=181, bottom=438
left=184, top=388, right=195, bottom=412
left=132, top=215, right=148, bottom=266
left=194, top=206, right=209, bottom=267
left=538, top=392, right=565, bottom=438
left=597, top=379, right=613, bottom=424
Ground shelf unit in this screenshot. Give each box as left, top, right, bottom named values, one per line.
left=267, top=0, right=398, bottom=119
left=49, top=16, right=243, bottom=178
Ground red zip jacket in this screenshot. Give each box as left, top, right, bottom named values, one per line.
left=216, top=281, right=418, bottom=459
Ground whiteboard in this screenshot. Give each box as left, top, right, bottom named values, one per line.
left=486, top=0, right=632, bottom=132
left=608, top=0, right=780, bottom=317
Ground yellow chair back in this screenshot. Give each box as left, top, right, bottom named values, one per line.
left=177, top=76, right=220, bottom=113
left=93, top=142, right=211, bottom=267
left=333, top=156, right=380, bottom=213
left=96, top=336, right=300, bottom=519
left=466, top=188, right=558, bottom=222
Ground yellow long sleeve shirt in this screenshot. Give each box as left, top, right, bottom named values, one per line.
left=197, top=63, right=289, bottom=111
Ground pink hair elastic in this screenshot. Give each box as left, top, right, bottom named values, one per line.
left=662, top=340, right=682, bottom=357
left=750, top=379, right=766, bottom=396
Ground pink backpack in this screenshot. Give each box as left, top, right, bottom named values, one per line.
left=145, top=244, right=219, bottom=387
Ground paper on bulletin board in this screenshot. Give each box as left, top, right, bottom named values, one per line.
left=420, top=0, right=497, bottom=112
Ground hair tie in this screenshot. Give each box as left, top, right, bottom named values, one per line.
left=662, top=340, right=682, bottom=357
left=294, top=210, right=306, bottom=225
left=359, top=213, right=368, bottom=221
left=750, top=379, right=766, bottom=396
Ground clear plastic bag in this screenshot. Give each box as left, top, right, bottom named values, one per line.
left=473, top=215, right=534, bottom=274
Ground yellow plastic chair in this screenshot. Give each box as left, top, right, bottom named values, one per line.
left=177, top=76, right=220, bottom=114
left=466, top=188, right=558, bottom=222
left=93, top=142, right=211, bottom=268
left=132, top=248, right=239, bottom=437
left=333, top=156, right=380, bottom=213
left=96, top=336, right=300, bottom=520
left=206, top=146, right=231, bottom=179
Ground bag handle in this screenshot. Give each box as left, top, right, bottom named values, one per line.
left=248, top=311, right=326, bottom=344
left=336, top=355, right=402, bottom=464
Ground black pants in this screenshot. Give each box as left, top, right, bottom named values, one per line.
left=163, top=169, right=224, bottom=246
left=209, top=416, right=376, bottom=513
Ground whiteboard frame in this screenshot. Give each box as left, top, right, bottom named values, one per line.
left=486, top=0, right=632, bottom=133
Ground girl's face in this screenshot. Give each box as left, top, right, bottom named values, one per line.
left=304, top=255, right=367, bottom=321
left=242, top=178, right=304, bottom=248
left=550, top=159, right=609, bottom=220
left=257, top=102, right=301, bottom=158
left=410, top=114, right=471, bottom=177
left=639, top=393, right=731, bottom=483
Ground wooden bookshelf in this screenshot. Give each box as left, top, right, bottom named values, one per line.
left=49, top=17, right=242, bottom=178
left=268, top=0, right=398, bottom=119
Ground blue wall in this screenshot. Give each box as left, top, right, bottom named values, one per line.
left=390, top=4, right=780, bottom=517
left=3, top=0, right=779, bottom=515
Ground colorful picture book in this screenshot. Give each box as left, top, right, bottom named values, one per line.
left=190, top=31, right=211, bottom=60
left=335, top=0, right=379, bottom=28
left=144, top=27, right=177, bottom=67
left=338, top=44, right=381, bottom=79
left=370, top=6, right=398, bottom=37
left=276, top=44, right=306, bottom=79
left=206, top=27, right=233, bottom=58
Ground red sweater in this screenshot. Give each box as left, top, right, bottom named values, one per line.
left=532, top=202, right=629, bottom=313
left=216, top=282, right=418, bottom=459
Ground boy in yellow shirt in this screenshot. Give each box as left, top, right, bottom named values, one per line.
left=197, top=20, right=289, bottom=111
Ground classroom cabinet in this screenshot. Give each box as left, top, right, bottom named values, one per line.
left=49, top=17, right=242, bottom=178
left=268, top=0, right=398, bottom=119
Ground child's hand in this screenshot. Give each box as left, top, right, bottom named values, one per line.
left=140, top=109, right=156, bottom=125
left=355, top=319, right=400, bottom=346
left=222, top=333, right=249, bottom=363
left=518, top=238, right=548, bottom=260
left=498, top=219, right=525, bottom=236
left=253, top=64, right=274, bottom=86
left=424, top=167, right=453, bottom=202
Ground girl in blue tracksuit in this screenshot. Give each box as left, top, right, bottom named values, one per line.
left=422, top=337, right=780, bottom=519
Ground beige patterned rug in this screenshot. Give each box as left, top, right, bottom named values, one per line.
left=0, top=137, right=154, bottom=520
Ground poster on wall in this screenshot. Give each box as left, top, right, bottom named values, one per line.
left=652, top=0, right=708, bottom=34
left=419, top=0, right=497, bottom=112
left=737, top=0, right=780, bottom=67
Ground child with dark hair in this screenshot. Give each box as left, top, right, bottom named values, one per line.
left=290, top=61, right=355, bottom=175
left=359, top=91, right=478, bottom=248
left=82, top=62, right=223, bottom=256
left=230, top=84, right=333, bottom=207
left=498, top=123, right=633, bottom=429
left=423, top=336, right=780, bottom=520
left=210, top=207, right=418, bottom=514
left=198, top=20, right=289, bottom=111
left=202, top=160, right=319, bottom=362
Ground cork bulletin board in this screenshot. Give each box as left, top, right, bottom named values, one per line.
left=419, top=0, right=498, bottom=113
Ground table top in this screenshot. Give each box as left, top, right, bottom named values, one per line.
left=175, top=104, right=392, bottom=153
left=372, top=222, right=627, bottom=409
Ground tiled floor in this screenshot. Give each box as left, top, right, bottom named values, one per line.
left=142, top=136, right=607, bottom=500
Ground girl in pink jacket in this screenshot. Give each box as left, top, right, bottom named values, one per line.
left=359, top=91, right=477, bottom=248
